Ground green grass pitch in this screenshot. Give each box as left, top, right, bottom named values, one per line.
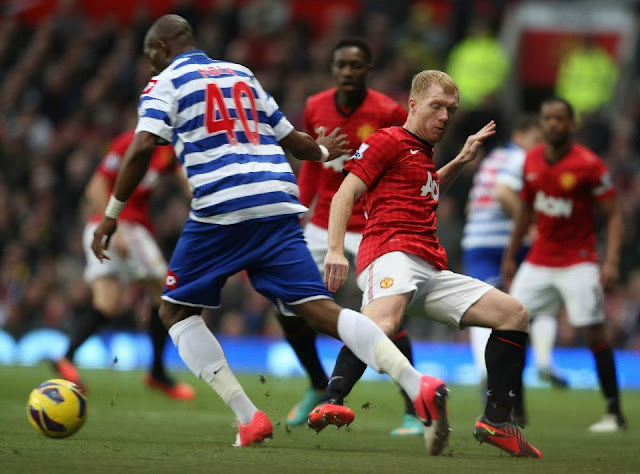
left=1, top=365, right=638, bottom=473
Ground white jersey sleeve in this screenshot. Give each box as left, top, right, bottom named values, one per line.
left=495, top=146, right=525, bottom=192
left=136, top=76, right=176, bottom=143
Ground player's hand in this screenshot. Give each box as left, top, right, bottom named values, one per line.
left=316, top=126, right=351, bottom=161
left=324, top=249, right=349, bottom=292
left=500, top=254, right=517, bottom=291
left=91, top=217, right=118, bottom=262
left=456, top=121, right=497, bottom=164
left=600, top=260, right=619, bottom=291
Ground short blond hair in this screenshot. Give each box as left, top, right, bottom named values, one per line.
left=410, top=70, right=459, bottom=99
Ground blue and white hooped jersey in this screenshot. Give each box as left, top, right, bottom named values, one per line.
left=461, top=143, right=525, bottom=250
left=136, top=49, right=305, bottom=225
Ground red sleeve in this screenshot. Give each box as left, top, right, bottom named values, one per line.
left=298, top=160, right=322, bottom=207
left=590, top=158, right=616, bottom=202
left=343, top=130, right=397, bottom=189
left=96, top=143, right=124, bottom=181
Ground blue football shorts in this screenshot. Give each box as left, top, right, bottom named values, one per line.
left=462, top=246, right=529, bottom=288
left=162, top=215, right=332, bottom=313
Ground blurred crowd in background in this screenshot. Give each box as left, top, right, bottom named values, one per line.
left=1, top=0, right=639, bottom=351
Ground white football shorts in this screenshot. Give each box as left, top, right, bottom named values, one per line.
left=356, top=251, right=492, bottom=328
left=303, top=222, right=363, bottom=274
left=83, top=221, right=167, bottom=283
left=510, top=261, right=604, bottom=327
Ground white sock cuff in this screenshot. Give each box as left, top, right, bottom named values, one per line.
left=373, top=337, right=410, bottom=380
left=209, top=365, right=244, bottom=404
left=337, top=308, right=385, bottom=372
left=168, top=315, right=204, bottom=347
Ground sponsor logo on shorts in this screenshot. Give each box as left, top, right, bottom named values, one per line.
left=165, top=270, right=179, bottom=290
left=379, top=277, right=394, bottom=289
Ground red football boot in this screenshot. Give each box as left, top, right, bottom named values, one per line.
left=234, top=411, right=273, bottom=447
left=307, top=403, right=355, bottom=433
left=473, top=416, right=542, bottom=458
left=413, top=375, right=450, bottom=455
left=145, top=374, right=196, bottom=401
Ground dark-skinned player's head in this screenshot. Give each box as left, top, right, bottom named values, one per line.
left=331, top=38, right=372, bottom=96
left=539, top=97, right=575, bottom=148
left=144, top=15, right=196, bottom=75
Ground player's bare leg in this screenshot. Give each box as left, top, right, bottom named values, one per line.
left=583, top=324, right=626, bottom=432
left=297, top=296, right=450, bottom=455
left=462, top=289, right=542, bottom=458
left=53, top=276, right=122, bottom=393
left=142, top=279, right=195, bottom=401
left=531, top=313, right=568, bottom=389
left=276, top=312, right=328, bottom=426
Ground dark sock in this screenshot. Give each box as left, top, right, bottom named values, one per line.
left=321, top=329, right=415, bottom=409
left=393, top=330, right=417, bottom=416
left=590, top=342, right=621, bottom=415
left=278, top=313, right=328, bottom=390
left=65, top=307, right=106, bottom=360
left=484, top=330, right=528, bottom=424
left=149, top=306, right=173, bottom=384
left=321, top=345, right=366, bottom=404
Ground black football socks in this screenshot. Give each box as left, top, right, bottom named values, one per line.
left=65, top=306, right=106, bottom=360
left=484, top=330, right=528, bottom=423
left=278, top=313, right=329, bottom=390
left=590, top=341, right=622, bottom=416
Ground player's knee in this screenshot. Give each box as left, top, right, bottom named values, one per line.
left=376, top=318, right=399, bottom=338
left=158, top=301, right=193, bottom=329
left=277, top=312, right=309, bottom=334
left=92, top=300, right=119, bottom=318
left=295, top=299, right=341, bottom=337
left=508, top=299, right=530, bottom=332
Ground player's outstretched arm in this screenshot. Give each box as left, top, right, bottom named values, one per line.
left=501, top=200, right=533, bottom=290
left=280, top=128, right=349, bottom=162
left=495, top=183, right=520, bottom=218
left=91, top=131, right=157, bottom=262
left=438, top=121, right=496, bottom=193
left=325, top=173, right=367, bottom=292
left=599, top=197, right=623, bottom=290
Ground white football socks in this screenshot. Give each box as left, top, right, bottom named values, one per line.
left=469, top=326, right=491, bottom=379
left=530, top=314, right=557, bottom=370
left=337, top=308, right=420, bottom=400
left=168, top=315, right=257, bottom=424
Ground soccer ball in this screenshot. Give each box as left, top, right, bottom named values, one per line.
left=26, top=379, right=87, bottom=438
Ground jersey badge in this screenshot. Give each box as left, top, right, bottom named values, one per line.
left=142, top=78, right=158, bottom=95
left=165, top=270, right=179, bottom=290
left=357, top=124, right=376, bottom=142
left=559, top=172, right=577, bottom=191
left=379, top=277, right=394, bottom=289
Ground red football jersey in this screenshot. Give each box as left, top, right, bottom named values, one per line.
left=90, top=130, right=179, bottom=232
left=298, top=88, right=407, bottom=233
left=344, top=126, right=448, bottom=274
left=521, top=143, right=616, bottom=267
